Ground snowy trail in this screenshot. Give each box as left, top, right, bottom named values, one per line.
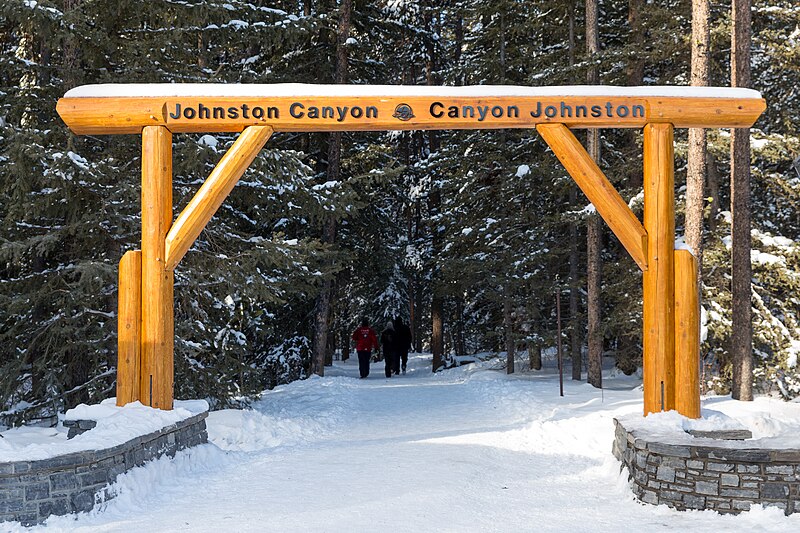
left=23, top=355, right=799, bottom=532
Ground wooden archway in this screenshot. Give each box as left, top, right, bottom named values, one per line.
left=57, top=84, right=765, bottom=417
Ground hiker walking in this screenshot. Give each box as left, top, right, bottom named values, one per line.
left=380, top=320, right=400, bottom=378
left=352, top=318, right=378, bottom=379
left=393, top=317, right=413, bottom=374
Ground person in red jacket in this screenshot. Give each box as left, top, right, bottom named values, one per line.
left=352, top=318, right=379, bottom=378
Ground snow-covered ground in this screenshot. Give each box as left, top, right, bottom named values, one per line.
left=11, top=354, right=800, bottom=532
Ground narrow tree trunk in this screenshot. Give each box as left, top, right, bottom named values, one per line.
left=730, top=0, right=753, bottom=401
left=455, top=297, right=466, bottom=356
left=325, top=277, right=336, bottom=366
left=504, top=282, right=515, bottom=374
left=568, top=2, right=582, bottom=380
left=626, top=0, right=645, bottom=86
left=311, top=0, right=352, bottom=377
left=587, top=215, right=603, bottom=388
left=707, top=152, right=721, bottom=233
left=626, top=0, right=645, bottom=190
left=530, top=342, right=542, bottom=371
left=686, top=0, right=710, bottom=289
left=426, top=5, right=445, bottom=371
left=431, top=295, right=444, bottom=370
left=586, top=0, right=603, bottom=389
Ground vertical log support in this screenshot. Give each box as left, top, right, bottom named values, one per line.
left=643, top=123, right=676, bottom=415
left=674, top=249, right=701, bottom=418
left=140, top=126, right=174, bottom=410
left=117, top=250, right=142, bottom=406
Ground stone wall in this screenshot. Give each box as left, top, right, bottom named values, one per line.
left=0, top=411, right=207, bottom=526
left=613, top=418, right=800, bottom=515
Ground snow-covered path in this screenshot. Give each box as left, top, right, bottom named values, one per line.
left=25, top=355, right=799, bottom=532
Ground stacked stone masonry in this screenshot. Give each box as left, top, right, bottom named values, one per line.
left=613, top=418, right=800, bottom=515
left=0, top=411, right=207, bottom=526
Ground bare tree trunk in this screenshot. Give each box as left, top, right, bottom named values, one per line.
left=431, top=295, right=444, bottom=369
left=567, top=1, right=582, bottom=381
left=425, top=4, right=445, bottom=372
left=455, top=297, right=466, bottom=356
left=626, top=0, right=644, bottom=191
left=587, top=215, right=603, bottom=388
left=707, top=152, right=721, bottom=233
left=530, top=342, right=542, bottom=371
left=686, top=0, right=710, bottom=290
left=730, top=0, right=753, bottom=401
left=504, top=282, right=515, bottom=374
left=586, top=0, right=603, bottom=389
left=311, top=0, right=352, bottom=377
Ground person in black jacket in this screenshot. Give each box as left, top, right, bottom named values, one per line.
left=380, top=320, right=399, bottom=378
left=393, top=316, right=413, bottom=374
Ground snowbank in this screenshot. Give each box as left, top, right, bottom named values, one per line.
left=616, top=396, right=800, bottom=449
left=0, top=399, right=208, bottom=462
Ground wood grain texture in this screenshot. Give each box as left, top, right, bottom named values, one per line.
left=164, top=126, right=273, bottom=271
left=140, top=126, right=174, bottom=410
left=537, top=123, right=648, bottom=271
left=643, top=123, right=676, bottom=415
left=56, top=95, right=766, bottom=134
left=117, top=250, right=141, bottom=407
left=674, top=249, right=701, bottom=419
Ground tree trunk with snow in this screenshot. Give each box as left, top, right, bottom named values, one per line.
left=730, top=0, right=753, bottom=401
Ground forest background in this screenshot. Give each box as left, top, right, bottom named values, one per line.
left=1, top=0, right=799, bottom=424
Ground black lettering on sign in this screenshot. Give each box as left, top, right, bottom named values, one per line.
left=290, top=102, right=305, bottom=118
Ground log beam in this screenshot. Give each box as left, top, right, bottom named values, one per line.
left=643, top=123, right=676, bottom=415
left=537, top=123, right=648, bottom=271
left=164, top=126, right=273, bottom=271
left=56, top=94, right=766, bottom=135
left=140, top=126, right=174, bottom=410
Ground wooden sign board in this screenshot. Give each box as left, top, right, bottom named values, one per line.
left=57, top=84, right=765, bottom=134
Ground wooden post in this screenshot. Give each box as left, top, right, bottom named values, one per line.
left=643, top=123, right=676, bottom=414
left=674, top=249, right=701, bottom=418
left=117, top=250, right=141, bottom=406
left=140, top=126, right=174, bottom=410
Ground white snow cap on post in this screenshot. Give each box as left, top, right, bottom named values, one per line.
left=63, top=83, right=764, bottom=99
left=675, top=236, right=695, bottom=256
